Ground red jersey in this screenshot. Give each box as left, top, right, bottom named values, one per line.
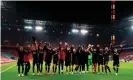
left=58, top=42, right=65, bottom=60
left=58, top=49, right=65, bottom=60
left=24, top=54, right=30, bottom=62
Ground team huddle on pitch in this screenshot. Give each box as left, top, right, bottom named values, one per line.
left=16, top=42, right=121, bottom=77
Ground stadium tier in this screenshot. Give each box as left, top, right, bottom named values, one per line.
left=120, top=51, right=133, bottom=59
left=1, top=52, right=16, bottom=59
left=1, top=48, right=17, bottom=57
left=1, top=55, right=16, bottom=64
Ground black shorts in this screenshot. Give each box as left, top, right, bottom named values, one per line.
left=39, top=60, right=43, bottom=64
left=72, top=59, right=77, bottom=65
left=113, top=61, right=119, bottom=67
left=103, top=60, right=109, bottom=65
left=45, top=59, right=51, bottom=66
left=81, top=60, right=85, bottom=65
left=53, top=60, right=58, bottom=65
left=78, top=59, right=83, bottom=65
left=65, top=60, right=71, bottom=66
left=98, top=60, right=103, bottom=66
left=59, top=59, right=64, bottom=64
left=85, top=59, right=88, bottom=64
left=92, top=60, right=97, bottom=64
left=33, top=60, right=39, bottom=66
left=17, top=59, right=24, bottom=66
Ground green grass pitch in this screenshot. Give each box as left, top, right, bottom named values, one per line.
left=1, top=62, right=133, bottom=80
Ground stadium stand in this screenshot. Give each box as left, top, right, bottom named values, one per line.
left=1, top=47, right=17, bottom=64
left=1, top=55, right=16, bottom=64
left=1, top=48, right=17, bottom=57
left=120, top=51, right=133, bottom=59
left=1, top=52, right=16, bottom=60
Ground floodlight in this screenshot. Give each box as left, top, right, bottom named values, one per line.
left=35, top=26, right=43, bottom=31
left=131, top=26, right=133, bottom=30
left=96, top=34, right=99, bottom=37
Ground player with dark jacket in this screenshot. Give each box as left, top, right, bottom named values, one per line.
left=31, top=44, right=40, bottom=75
left=85, top=48, right=90, bottom=73
left=38, top=46, right=44, bottom=75
left=81, top=48, right=86, bottom=73
left=65, top=46, right=71, bottom=74
left=45, top=46, right=53, bottom=74
left=92, top=49, right=98, bottom=73
left=112, top=47, right=122, bottom=76
left=103, top=47, right=111, bottom=74
left=75, top=45, right=84, bottom=74
left=52, top=48, right=58, bottom=75
left=97, top=48, right=104, bottom=74
left=16, top=45, right=24, bottom=77
left=71, top=45, right=77, bottom=74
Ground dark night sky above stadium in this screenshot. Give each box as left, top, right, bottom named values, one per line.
left=13, top=1, right=133, bottom=25
left=1, top=1, right=133, bottom=45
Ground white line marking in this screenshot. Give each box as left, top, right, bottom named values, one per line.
left=1, top=64, right=16, bottom=73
